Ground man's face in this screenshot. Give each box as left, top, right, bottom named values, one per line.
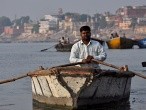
left=80, top=31, right=91, bottom=41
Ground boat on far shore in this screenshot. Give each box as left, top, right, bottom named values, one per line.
left=106, top=37, right=135, bottom=49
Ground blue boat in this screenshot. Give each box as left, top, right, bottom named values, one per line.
left=137, top=38, right=146, bottom=48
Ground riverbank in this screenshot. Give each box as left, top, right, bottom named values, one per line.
left=0, top=30, right=77, bottom=43
left=0, top=29, right=145, bottom=43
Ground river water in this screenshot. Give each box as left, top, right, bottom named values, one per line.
left=0, top=42, right=146, bottom=110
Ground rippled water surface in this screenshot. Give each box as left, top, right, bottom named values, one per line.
left=0, top=43, right=146, bottom=110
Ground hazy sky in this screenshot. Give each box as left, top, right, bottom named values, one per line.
left=1, top=0, right=146, bottom=20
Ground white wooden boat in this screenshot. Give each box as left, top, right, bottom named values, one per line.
left=31, top=66, right=134, bottom=109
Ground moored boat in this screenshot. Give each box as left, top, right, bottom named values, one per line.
left=31, top=66, right=134, bottom=109
left=137, top=38, right=146, bottom=48
left=106, top=37, right=135, bottom=49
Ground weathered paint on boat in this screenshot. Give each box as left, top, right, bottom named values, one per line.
left=106, top=37, right=134, bottom=49
left=31, top=66, right=134, bottom=109
left=55, top=43, right=73, bottom=52
left=137, top=38, right=146, bottom=48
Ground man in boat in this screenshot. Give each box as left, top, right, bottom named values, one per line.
left=57, top=36, right=68, bottom=48
left=122, top=33, right=126, bottom=38
left=66, top=37, right=70, bottom=44
left=59, top=36, right=67, bottom=45
left=110, top=32, right=119, bottom=39
left=69, top=25, right=107, bottom=68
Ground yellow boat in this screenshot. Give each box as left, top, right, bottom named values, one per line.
left=106, top=37, right=134, bottom=49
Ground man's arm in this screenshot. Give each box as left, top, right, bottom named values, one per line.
left=94, top=44, right=107, bottom=61
left=69, top=43, right=83, bottom=63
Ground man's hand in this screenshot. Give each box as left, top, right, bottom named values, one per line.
left=82, top=55, right=94, bottom=63
left=87, top=55, right=94, bottom=60
left=120, top=65, right=128, bottom=72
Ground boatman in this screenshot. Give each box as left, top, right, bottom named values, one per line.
left=69, top=25, right=107, bottom=68
left=59, top=36, right=67, bottom=45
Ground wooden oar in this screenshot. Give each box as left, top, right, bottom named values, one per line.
left=0, top=72, right=32, bottom=84
left=40, top=45, right=55, bottom=52
left=0, top=62, right=84, bottom=84
left=92, top=59, right=146, bottom=79
left=142, top=62, right=146, bottom=67
left=51, top=62, right=85, bottom=68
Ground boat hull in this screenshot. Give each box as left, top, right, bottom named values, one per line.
left=31, top=66, right=134, bottom=109
left=106, top=37, right=134, bottom=49
left=55, top=43, right=73, bottom=52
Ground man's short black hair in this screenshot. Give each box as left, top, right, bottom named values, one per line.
left=80, top=26, right=91, bottom=32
